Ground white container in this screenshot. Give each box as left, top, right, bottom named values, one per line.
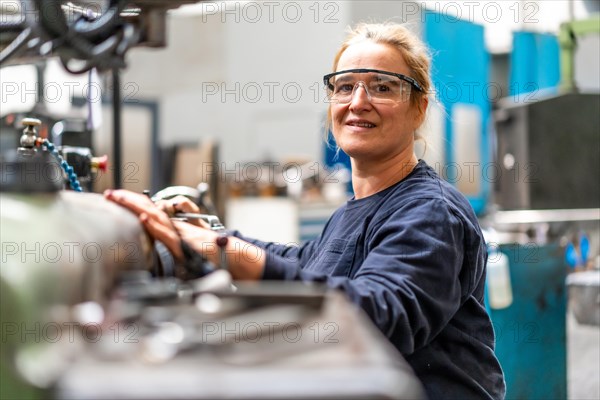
left=486, top=250, right=514, bottom=309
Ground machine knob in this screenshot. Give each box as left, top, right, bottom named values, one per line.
left=91, top=155, right=109, bottom=172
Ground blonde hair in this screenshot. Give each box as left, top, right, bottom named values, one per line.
left=325, top=22, right=432, bottom=145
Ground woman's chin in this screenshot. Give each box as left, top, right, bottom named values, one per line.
left=339, top=145, right=379, bottom=161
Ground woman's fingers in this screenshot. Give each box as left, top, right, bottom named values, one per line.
left=105, top=189, right=173, bottom=227
left=140, top=213, right=183, bottom=260
left=155, top=196, right=210, bottom=227
left=105, top=189, right=184, bottom=260
left=104, top=189, right=155, bottom=216
left=105, top=189, right=219, bottom=263
left=172, top=196, right=200, bottom=213
left=156, top=195, right=200, bottom=215
left=155, top=200, right=178, bottom=216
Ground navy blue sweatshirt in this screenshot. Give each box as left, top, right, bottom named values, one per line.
left=234, top=160, right=505, bottom=399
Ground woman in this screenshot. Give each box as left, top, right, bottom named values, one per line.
left=106, top=23, right=505, bottom=399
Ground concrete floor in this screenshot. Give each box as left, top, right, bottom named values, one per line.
left=568, top=310, right=600, bottom=400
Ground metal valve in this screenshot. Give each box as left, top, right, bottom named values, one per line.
left=18, top=118, right=42, bottom=156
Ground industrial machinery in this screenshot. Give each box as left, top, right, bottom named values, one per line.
left=0, top=0, right=201, bottom=72
left=1, top=2, right=424, bottom=399
left=488, top=90, right=599, bottom=399
left=494, top=93, right=600, bottom=210
left=0, top=128, right=424, bottom=398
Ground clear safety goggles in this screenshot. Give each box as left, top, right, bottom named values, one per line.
left=323, top=68, right=423, bottom=104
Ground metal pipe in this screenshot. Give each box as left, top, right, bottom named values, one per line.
left=112, top=67, right=122, bottom=188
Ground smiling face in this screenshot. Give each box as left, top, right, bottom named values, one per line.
left=330, top=41, right=425, bottom=164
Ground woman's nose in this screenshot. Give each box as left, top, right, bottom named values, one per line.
left=349, top=82, right=372, bottom=110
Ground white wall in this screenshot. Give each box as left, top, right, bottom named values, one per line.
left=121, top=2, right=351, bottom=165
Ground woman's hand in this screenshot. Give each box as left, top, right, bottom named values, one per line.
left=172, top=220, right=218, bottom=261
left=104, top=189, right=264, bottom=280
left=173, top=219, right=265, bottom=280
left=104, top=189, right=184, bottom=260
left=155, top=195, right=200, bottom=215
left=154, top=196, right=211, bottom=228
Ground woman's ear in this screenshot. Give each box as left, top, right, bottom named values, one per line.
left=414, top=96, right=429, bottom=126
left=419, top=96, right=429, bottom=122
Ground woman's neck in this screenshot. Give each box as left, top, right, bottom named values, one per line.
left=351, top=150, right=419, bottom=199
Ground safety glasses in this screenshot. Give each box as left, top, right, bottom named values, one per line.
left=323, top=68, right=423, bottom=104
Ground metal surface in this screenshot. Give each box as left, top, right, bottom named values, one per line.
left=112, top=67, right=122, bottom=188
left=0, top=191, right=154, bottom=304
left=494, top=93, right=600, bottom=210
left=482, top=208, right=600, bottom=249
left=492, top=209, right=600, bottom=225
left=173, top=213, right=225, bottom=230
left=567, top=270, right=600, bottom=326
left=55, top=283, right=425, bottom=400
left=0, top=150, right=63, bottom=192
left=0, top=191, right=155, bottom=396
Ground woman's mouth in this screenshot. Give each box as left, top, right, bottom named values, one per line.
left=346, top=120, right=376, bottom=128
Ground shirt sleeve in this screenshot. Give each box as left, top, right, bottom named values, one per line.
left=259, top=198, right=477, bottom=356
left=229, top=230, right=321, bottom=271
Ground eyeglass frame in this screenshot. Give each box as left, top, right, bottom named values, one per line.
left=323, top=68, right=424, bottom=103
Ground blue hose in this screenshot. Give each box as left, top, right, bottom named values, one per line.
left=41, top=139, right=83, bottom=192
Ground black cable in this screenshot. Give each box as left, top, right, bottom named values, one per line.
left=61, top=33, right=121, bottom=73
left=72, top=0, right=128, bottom=41
left=0, top=27, right=31, bottom=64
left=65, top=0, right=126, bottom=61
left=2, top=0, right=139, bottom=72
left=34, top=0, right=69, bottom=38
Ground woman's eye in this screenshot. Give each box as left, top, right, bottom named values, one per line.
left=375, top=84, right=391, bottom=93
left=336, top=84, right=354, bottom=93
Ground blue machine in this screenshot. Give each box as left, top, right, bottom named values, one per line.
left=423, top=10, right=491, bottom=216
left=510, top=31, right=561, bottom=97
left=488, top=243, right=567, bottom=399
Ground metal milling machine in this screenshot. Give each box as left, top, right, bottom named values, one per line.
left=0, top=2, right=424, bottom=399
